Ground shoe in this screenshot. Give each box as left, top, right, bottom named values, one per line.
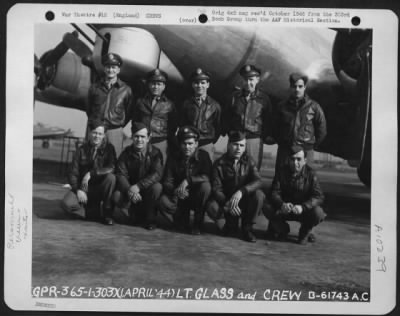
left=266, top=221, right=289, bottom=241
left=222, top=225, right=237, bottom=237
left=277, top=231, right=289, bottom=241
left=265, top=229, right=278, bottom=240
left=191, top=227, right=201, bottom=235
left=104, top=217, right=114, bottom=225
left=159, top=209, right=174, bottom=225
left=243, top=230, right=257, bottom=243
left=298, top=225, right=312, bottom=245
left=145, top=223, right=157, bottom=230
left=307, top=232, right=316, bottom=243
left=173, top=213, right=190, bottom=231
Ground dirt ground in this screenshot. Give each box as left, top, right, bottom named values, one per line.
left=32, top=158, right=370, bottom=303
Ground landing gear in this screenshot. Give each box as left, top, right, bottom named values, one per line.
left=42, top=139, right=50, bottom=149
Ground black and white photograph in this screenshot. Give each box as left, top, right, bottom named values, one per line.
left=4, top=4, right=397, bottom=314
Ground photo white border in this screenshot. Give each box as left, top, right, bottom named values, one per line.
left=4, top=4, right=398, bottom=314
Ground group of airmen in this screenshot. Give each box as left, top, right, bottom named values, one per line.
left=61, top=52, right=328, bottom=245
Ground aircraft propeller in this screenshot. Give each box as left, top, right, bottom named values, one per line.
left=62, top=31, right=92, bottom=60
left=35, top=31, right=94, bottom=90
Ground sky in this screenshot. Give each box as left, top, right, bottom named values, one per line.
left=34, top=101, right=87, bottom=137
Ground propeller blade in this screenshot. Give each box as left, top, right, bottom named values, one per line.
left=63, top=31, right=92, bottom=59
left=41, top=40, right=69, bottom=67
left=34, top=54, right=42, bottom=76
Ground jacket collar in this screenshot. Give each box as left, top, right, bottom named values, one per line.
left=83, top=139, right=107, bottom=156
left=221, top=151, right=249, bottom=166
left=192, top=95, right=209, bottom=104
left=127, top=143, right=152, bottom=157
left=287, top=94, right=311, bottom=109
left=240, top=88, right=265, bottom=101
left=145, top=92, right=167, bottom=103
left=285, top=163, right=308, bottom=179
left=100, top=77, right=123, bottom=89
left=179, top=148, right=200, bottom=162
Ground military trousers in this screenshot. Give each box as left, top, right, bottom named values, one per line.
left=246, top=138, right=264, bottom=170
left=263, top=200, right=326, bottom=232
left=206, top=189, right=265, bottom=232
left=60, top=173, right=116, bottom=220
left=158, top=181, right=211, bottom=228
left=113, top=182, right=162, bottom=225
left=106, top=127, right=124, bottom=158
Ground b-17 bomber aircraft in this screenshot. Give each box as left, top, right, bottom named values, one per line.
left=34, top=23, right=372, bottom=185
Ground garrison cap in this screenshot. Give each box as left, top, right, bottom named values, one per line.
left=177, top=126, right=200, bottom=141
left=228, top=130, right=246, bottom=143
left=239, top=64, right=261, bottom=78
left=190, top=68, right=211, bottom=82
left=147, top=68, right=168, bottom=82
left=88, top=119, right=107, bottom=132
left=131, top=121, right=149, bottom=135
left=101, top=53, right=123, bottom=67
left=289, top=144, right=305, bottom=156
left=289, top=72, right=308, bottom=85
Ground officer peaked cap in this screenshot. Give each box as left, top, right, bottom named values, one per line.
left=289, top=72, right=308, bottom=85
left=177, top=126, right=200, bottom=141
left=228, top=130, right=246, bottom=143
left=131, top=121, right=149, bottom=135
left=190, top=68, right=211, bottom=82
left=102, top=53, right=123, bottom=67
left=240, top=64, right=261, bottom=78
left=147, top=68, right=168, bottom=82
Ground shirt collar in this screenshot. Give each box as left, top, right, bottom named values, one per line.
left=129, top=144, right=150, bottom=157
left=241, top=88, right=259, bottom=99
left=223, top=151, right=248, bottom=166
left=146, top=92, right=166, bottom=102
left=180, top=148, right=200, bottom=162
left=288, top=94, right=309, bottom=108
left=101, top=77, right=121, bottom=89
left=193, top=95, right=208, bottom=104
left=289, top=165, right=306, bottom=179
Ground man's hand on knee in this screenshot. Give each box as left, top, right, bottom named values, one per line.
left=77, top=190, right=88, bottom=204
left=292, top=205, right=303, bottom=215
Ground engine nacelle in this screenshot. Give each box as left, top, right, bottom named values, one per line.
left=92, top=27, right=184, bottom=86
left=332, top=29, right=372, bottom=186
left=52, top=51, right=91, bottom=94
left=332, top=29, right=372, bottom=97
left=92, top=27, right=161, bottom=82
left=35, top=51, right=90, bottom=111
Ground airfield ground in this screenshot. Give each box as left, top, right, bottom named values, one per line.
left=32, top=140, right=371, bottom=302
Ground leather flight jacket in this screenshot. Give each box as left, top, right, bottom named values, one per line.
left=225, top=88, right=273, bottom=139
left=162, top=149, right=212, bottom=196
left=87, top=78, right=133, bottom=129
left=211, top=151, right=264, bottom=205
left=180, top=95, right=221, bottom=145
left=68, top=141, right=117, bottom=193
left=270, top=164, right=324, bottom=211
left=133, top=93, right=177, bottom=143
left=116, top=144, right=163, bottom=194
left=275, top=94, right=327, bottom=150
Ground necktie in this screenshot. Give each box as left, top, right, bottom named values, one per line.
left=104, top=80, right=113, bottom=90
left=151, top=97, right=159, bottom=108
left=233, top=160, right=240, bottom=173
left=91, top=147, right=97, bottom=161
left=245, top=92, right=253, bottom=102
